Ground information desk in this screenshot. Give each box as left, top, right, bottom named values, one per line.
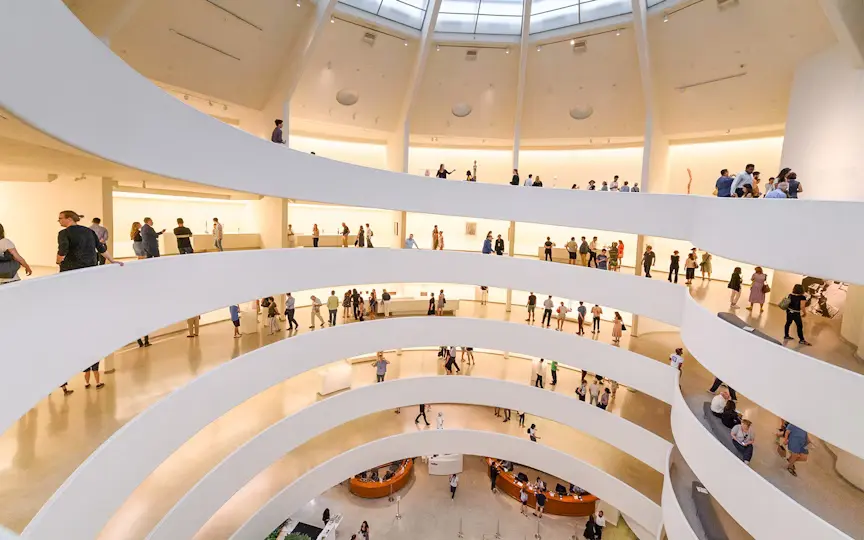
left=294, top=234, right=345, bottom=248
left=349, top=459, right=413, bottom=498
left=485, top=458, right=597, bottom=516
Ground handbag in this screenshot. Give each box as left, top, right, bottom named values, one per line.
left=762, top=283, right=771, bottom=294
left=779, top=295, right=791, bottom=310
left=621, top=324, right=627, bottom=332
left=0, top=250, right=21, bottom=279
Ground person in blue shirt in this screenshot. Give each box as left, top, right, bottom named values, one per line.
left=765, top=183, right=788, bottom=198
left=596, top=249, right=608, bottom=270
left=404, top=234, right=420, bottom=249
left=229, top=304, right=241, bottom=338
left=482, top=234, right=493, bottom=254
left=715, top=169, right=734, bottom=197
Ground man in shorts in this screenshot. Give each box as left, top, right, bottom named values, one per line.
left=83, top=361, right=104, bottom=389
left=566, top=237, right=578, bottom=265
left=229, top=304, right=241, bottom=338
left=525, top=292, right=536, bottom=323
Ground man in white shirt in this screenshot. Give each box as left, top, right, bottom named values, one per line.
left=729, top=164, right=755, bottom=197
left=365, top=223, right=374, bottom=248
left=595, top=510, right=606, bottom=538
left=449, top=473, right=459, bottom=499
left=309, top=295, right=325, bottom=328
left=212, top=217, right=224, bottom=251
left=524, top=174, right=534, bottom=186
left=710, top=390, right=730, bottom=417
left=542, top=296, right=554, bottom=328
left=589, top=379, right=601, bottom=406
left=669, top=347, right=685, bottom=373
left=610, top=176, right=619, bottom=191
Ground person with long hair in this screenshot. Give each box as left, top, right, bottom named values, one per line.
left=728, top=267, right=743, bottom=308
left=747, top=266, right=768, bottom=312
left=612, top=312, right=624, bottom=344
left=342, top=290, right=352, bottom=320
left=0, top=222, right=33, bottom=284
left=359, top=520, right=369, bottom=540
left=130, top=221, right=145, bottom=259
left=700, top=252, right=713, bottom=280
left=436, top=164, right=454, bottom=179
left=354, top=225, right=365, bottom=248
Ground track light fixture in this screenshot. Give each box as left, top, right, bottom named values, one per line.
left=436, top=44, right=440, bottom=51
left=616, top=29, right=621, bottom=36
left=404, top=40, right=408, bottom=46
left=504, top=47, right=509, bottom=54
left=663, top=13, right=669, bottom=22
left=536, top=45, right=541, bottom=52
left=296, top=0, right=301, bottom=6
left=570, top=39, right=575, bottom=45
left=330, top=15, right=335, bottom=23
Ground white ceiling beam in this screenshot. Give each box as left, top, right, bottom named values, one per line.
left=511, top=0, right=533, bottom=170
left=630, top=0, right=667, bottom=193
left=819, top=0, right=864, bottom=68
left=396, top=0, right=444, bottom=134
left=263, top=0, right=339, bottom=114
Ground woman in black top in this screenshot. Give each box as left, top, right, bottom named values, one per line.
left=511, top=169, right=519, bottom=185
left=583, top=515, right=598, bottom=539
left=494, top=235, right=505, bottom=255
left=56, top=210, right=122, bottom=271
left=436, top=164, right=454, bottom=178
left=668, top=251, right=680, bottom=283
left=465, top=170, right=475, bottom=182
left=427, top=294, right=436, bottom=315
left=783, top=283, right=810, bottom=345
left=543, top=237, right=554, bottom=261
left=721, top=400, right=741, bottom=428
left=728, top=266, right=742, bottom=308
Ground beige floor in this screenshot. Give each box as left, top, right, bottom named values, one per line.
left=1, top=270, right=861, bottom=538
left=290, top=457, right=638, bottom=540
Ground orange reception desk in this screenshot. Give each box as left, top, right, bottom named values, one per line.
left=485, top=458, right=597, bottom=517
left=349, top=459, right=414, bottom=498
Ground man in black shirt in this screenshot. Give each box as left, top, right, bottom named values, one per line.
left=56, top=211, right=122, bottom=272
left=271, top=119, right=286, bottom=144
left=173, top=218, right=194, bottom=254
left=494, top=234, right=505, bottom=255
left=668, top=250, right=680, bottom=283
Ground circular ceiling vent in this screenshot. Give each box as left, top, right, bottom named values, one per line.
left=451, top=102, right=473, bottom=118
left=569, top=106, right=594, bottom=120
left=336, top=89, right=359, bottom=106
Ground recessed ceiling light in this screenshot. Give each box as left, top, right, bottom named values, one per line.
left=663, top=14, right=669, bottom=22
left=570, top=39, right=575, bottom=45
left=403, top=40, right=408, bottom=46
left=296, top=0, right=301, bottom=6
left=504, top=47, right=509, bottom=54
left=536, top=45, right=541, bottom=52
left=616, top=29, right=621, bottom=36
left=436, top=44, right=440, bottom=51
left=330, top=16, right=335, bottom=23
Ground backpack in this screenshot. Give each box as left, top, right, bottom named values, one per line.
left=779, top=295, right=791, bottom=310
left=0, top=250, right=21, bottom=279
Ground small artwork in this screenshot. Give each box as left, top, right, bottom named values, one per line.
left=465, top=222, right=477, bottom=236
left=802, top=277, right=846, bottom=319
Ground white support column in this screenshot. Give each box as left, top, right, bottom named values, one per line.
left=512, top=0, right=533, bottom=171
left=505, top=220, right=516, bottom=312
left=282, top=100, right=291, bottom=146
left=263, top=0, right=339, bottom=116
left=819, top=0, right=864, bottom=68
left=630, top=0, right=667, bottom=195
left=99, top=0, right=145, bottom=47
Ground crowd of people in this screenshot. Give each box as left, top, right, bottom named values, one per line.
left=714, top=165, right=802, bottom=199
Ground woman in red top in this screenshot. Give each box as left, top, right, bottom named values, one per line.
left=616, top=240, right=624, bottom=271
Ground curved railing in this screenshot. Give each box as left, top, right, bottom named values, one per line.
left=669, top=383, right=849, bottom=540
left=232, top=430, right=662, bottom=540
left=149, top=377, right=671, bottom=540
left=1, top=1, right=863, bottom=286
left=2, top=249, right=860, bottom=463
left=26, top=316, right=673, bottom=540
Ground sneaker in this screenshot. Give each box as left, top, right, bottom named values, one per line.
left=799, top=340, right=811, bottom=346
left=783, top=335, right=792, bottom=341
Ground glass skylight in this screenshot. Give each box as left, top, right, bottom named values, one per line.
left=339, top=0, right=430, bottom=30
left=529, top=0, right=631, bottom=34
left=436, top=0, right=525, bottom=35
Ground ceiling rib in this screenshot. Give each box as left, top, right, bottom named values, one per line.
left=204, top=0, right=263, bottom=31
left=169, top=29, right=241, bottom=61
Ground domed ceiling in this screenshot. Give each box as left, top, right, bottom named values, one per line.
left=54, top=0, right=837, bottom=146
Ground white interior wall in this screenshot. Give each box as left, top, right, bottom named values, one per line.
left=665, top=137, right=784, bottom=195
left=112, top=193, right=258, bottom=258
left=0, top=177, right=107, bottom=267
left=287, top=203, right=401, bottom=248
left=288, top=135, right=388, bottom=169
left=519, top=147, right=645, bottom=189
left=408, top=146, right=514, bottom=183
left=405, top=211, right=510, bottom=252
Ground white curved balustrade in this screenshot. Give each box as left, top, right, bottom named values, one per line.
left=1, top=1, right=863, bottom=285
left=151, top=376, right=671, bottom=540
left=26, top=315, right=673, bottom=540
left=660, top=450, right=700, bottom=540
left=2, top=249, right=861, bottom=463
left=669, top=385, right=850, bottom=540
left=232, top=430, right=663, bottom=540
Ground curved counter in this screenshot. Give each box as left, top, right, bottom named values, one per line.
left=348, top=459, right=413, bottom=498
left=484, top=458, right=598, bottom=517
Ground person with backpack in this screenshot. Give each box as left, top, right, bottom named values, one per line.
left=381, top=289, right=391, bottom=317
left=782, top=284, right=811, bottom=345
left=0, top=223, right=33, bottom=284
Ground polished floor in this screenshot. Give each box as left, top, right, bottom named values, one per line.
left=1, top=272, right=862, bottom=538
left=291, top=457, right=638, bottom=540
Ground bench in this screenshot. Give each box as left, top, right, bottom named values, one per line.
left=691, top=481, right=729, bottom=540
left=702, top=402, right=739, bottom=456
left=717, top=312, right=782, bottom=345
